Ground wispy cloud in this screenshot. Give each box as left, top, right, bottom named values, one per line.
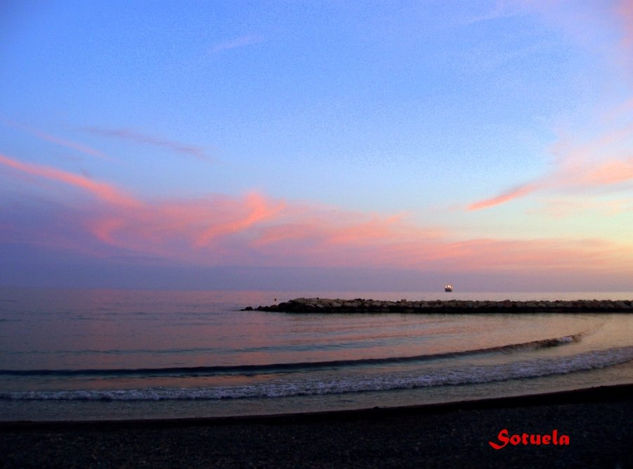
left=0, top=153, right=137, bottom=206
left=2, top=120, right=108, bottom=159
left=463, top=0, right=525, bottom=25
left=54, top=195, right=633, bottom=274
left=210, top=35, right=263, bottom=54
left=194, top=193, right=285, bottom=247
left=83, top=127, right=210, bottom=161
left=4, top=153, right=629, bottom=275
left=469, top=1, right=633, bottom=212
left=468, top=119, right=633, bottom=211
left=3, top=150, right=631, bottom=276
left=468, top=182, right=542, bottom=211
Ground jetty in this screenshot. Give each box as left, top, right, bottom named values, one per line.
left=244, top=298, right=633, bottom=314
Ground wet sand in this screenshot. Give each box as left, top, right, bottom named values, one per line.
left=1, top=384, right=632, bottom=468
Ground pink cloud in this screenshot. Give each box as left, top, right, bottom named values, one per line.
left=71, top=193, right=630, bottom=275
left=3, top=120, right=108, bottom=159
left=468, top=182, right=542, bottom=211
left=0, top=153, right=138, bottom=207
left=576, top=157, right=633, bottom=186
left=327, top=215, right=409, bottom=245
left=469, top=1, right=633, bottom=211
left=252, top=222, right=325, bottom=246
left=77, top=193, right=291, bottom=265
left=194, top=193, right=285, bottom=246
left=3, top=153, right=632, bottom=276
left=469, top=122, right=633, bottom=211
left=0, top=157, right=455, bottom=267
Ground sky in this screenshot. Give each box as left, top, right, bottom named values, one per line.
left=1, top=0, right=633, bottom=291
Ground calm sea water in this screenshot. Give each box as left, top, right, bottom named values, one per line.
left=1, top=288, right=633, bottom=421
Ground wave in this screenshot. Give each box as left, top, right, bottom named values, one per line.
left=4, top=345, right=632, bottom=402
left=0, top=333, right=581, bottom=377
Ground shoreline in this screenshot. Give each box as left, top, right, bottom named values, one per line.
left=246, top=297, right=633, bottom=314
left=2, top=384, right=632, bottom=468
left=1, top=382, right=633, bottom=429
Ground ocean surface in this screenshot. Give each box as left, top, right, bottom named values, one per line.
left=1, top=287, right=633, bottom=421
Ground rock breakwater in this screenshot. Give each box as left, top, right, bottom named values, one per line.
left=244, top=298, right=633, bottom=314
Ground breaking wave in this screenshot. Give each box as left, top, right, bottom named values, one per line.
left=3, top=345, right=632, bottom=402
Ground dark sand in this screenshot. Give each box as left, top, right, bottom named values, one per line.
left=1, top=385, right=632, bottom=468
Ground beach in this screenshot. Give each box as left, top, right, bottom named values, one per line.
left=2, top=289, right=633, bottom=467
left=2, top=384, right=632, bottom=468
left=5, top=0, right=633, bottom=466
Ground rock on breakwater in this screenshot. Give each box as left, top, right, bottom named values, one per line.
left=243, top=298, right=633, bottom=314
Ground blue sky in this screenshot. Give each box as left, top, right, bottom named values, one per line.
left=1, top=1, right=633, bottom=290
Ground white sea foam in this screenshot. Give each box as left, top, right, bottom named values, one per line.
left=3, top=346, right=633, bottom=401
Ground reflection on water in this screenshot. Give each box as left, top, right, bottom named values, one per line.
left=0, top=287, right=632, bottom=420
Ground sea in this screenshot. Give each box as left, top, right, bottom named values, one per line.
left=1, top=287, right=633, bottom=422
